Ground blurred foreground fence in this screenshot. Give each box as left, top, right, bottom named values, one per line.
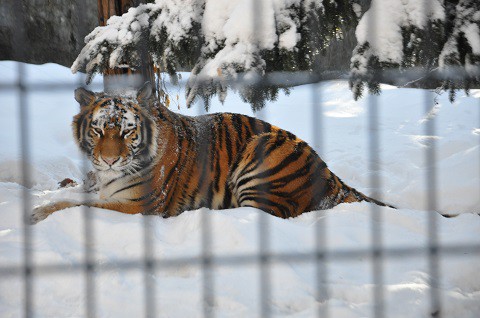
left=1, top=1, right=480, bottom=317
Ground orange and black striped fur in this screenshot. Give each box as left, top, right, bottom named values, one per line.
left=31, top=83, right=392, bottom=223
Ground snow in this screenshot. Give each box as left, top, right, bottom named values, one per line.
left=354, top=0, right=444, bottom=66
left=438, top=0, right=480, bottom=73
left=1, top=61, right=480, bottom=316
left=150, top=0, right=203, bottom=43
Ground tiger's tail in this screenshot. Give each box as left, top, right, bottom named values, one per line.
left=321, top=168, right=396, bottom=210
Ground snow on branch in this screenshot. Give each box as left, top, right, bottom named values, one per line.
left=72, top=0, right=358, bottom=109
left=72, top=0, right=480, bottom=107
left=350, top=0, right=480, bottom=99
left=350, top=0, right=445, bottom=98
left=439, top=0, right=480, bottom=75
left=71, top=1, right=204, bottom=83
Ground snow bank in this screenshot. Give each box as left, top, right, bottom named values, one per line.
left=1, top=61, right=480, bottom=316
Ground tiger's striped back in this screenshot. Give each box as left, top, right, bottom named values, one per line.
left=140, top=109, right=281, bottom=216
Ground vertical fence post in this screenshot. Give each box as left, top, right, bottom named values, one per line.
left=424, top=90, right=441, bottom=317
left=312, top=83, right=329, bottom=318
left=251, top=1, right=271, bottom=316
left=366, top=3, right=385, bottom=317
left=196, top=98, right=215, bottom=318
left=10, top=1, right=34, bottom=317
left=99, top=2, right=157, bottom=316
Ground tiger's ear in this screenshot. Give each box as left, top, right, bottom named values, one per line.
left=74, top=87, right=95, bottom=106
left=137, top=82, right=153, bottom=104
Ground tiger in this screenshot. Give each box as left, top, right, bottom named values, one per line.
left=31, top=83, right=393, bottom=224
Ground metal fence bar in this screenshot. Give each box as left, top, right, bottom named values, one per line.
left=367, top=3, right=385, bottom=317
left=252, top=1, right=272, bottom=317
left=311, top=83, right=329, bottom=318
left=18, top=59, right=34, bottom=318
left=253, top=107, right=272, bottom=318
left=82, top=180, right=96, bottom=318
left=135, top=23, right=157, bottom=318
left=259, top=208, right=271, bottom=318
left=307, top=4, right=330, bottom=316
left=369, top=94, right=385, bottom=318
left=196, top=100, right=215, bottom=318
left=422, top=0, right=442, bottom=316
left=72, top=1, right=97, bottom=317
left=0, top=82, right=104, bottom=92
left=201, top=210, right=214, bottom=318
left=424, top=90, right=441, bottom=317
left=1, top=243, right=479, bottom=277
left=10, top=1, right=34, bottom=317
left=0, top=66, right=478, bottom=94
left=143, top=217, right=156, bottom=318
left=256, top=108, right=272, bottom=318
left=80, top=45, right=96, bottom=318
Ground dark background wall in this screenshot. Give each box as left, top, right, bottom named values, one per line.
left=0, top=0, right=98, bottom=68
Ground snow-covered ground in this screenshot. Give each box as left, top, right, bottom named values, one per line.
left=0, top=61, right=479, bottom=317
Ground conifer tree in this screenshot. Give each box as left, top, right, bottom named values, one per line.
left=350, top=0, right=479, bottom=100
left=439, top=0, right=480, bottom=101
left=72, top=0, right=358, bottom=109
left=72, top=0, right=479, bottom=110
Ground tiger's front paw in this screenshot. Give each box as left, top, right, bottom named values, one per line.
left=30, top=204, right=54, bottom=224
left=30, top=201, right=79, bottom=225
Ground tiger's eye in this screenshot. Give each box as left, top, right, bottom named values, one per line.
left=122, top=129, right=133, bottom=138
left=93, top=128, right=103, bottom=136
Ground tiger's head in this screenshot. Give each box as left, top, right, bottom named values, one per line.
left=72, top=83, right=158, bottom=177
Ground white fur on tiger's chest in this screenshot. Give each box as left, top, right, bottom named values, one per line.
left=96, top=170, right=134, bottom=200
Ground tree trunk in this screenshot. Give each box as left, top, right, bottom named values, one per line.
left=97, top=0, right=155, bottom=92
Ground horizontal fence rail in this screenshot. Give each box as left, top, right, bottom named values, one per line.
left=1, top=244, right=480, bottom=277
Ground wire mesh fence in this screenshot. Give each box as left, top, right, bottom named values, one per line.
left=1, top=1, right=480, bottom=318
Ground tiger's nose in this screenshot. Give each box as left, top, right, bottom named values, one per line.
left=102, top=156, right=120, bottom=166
